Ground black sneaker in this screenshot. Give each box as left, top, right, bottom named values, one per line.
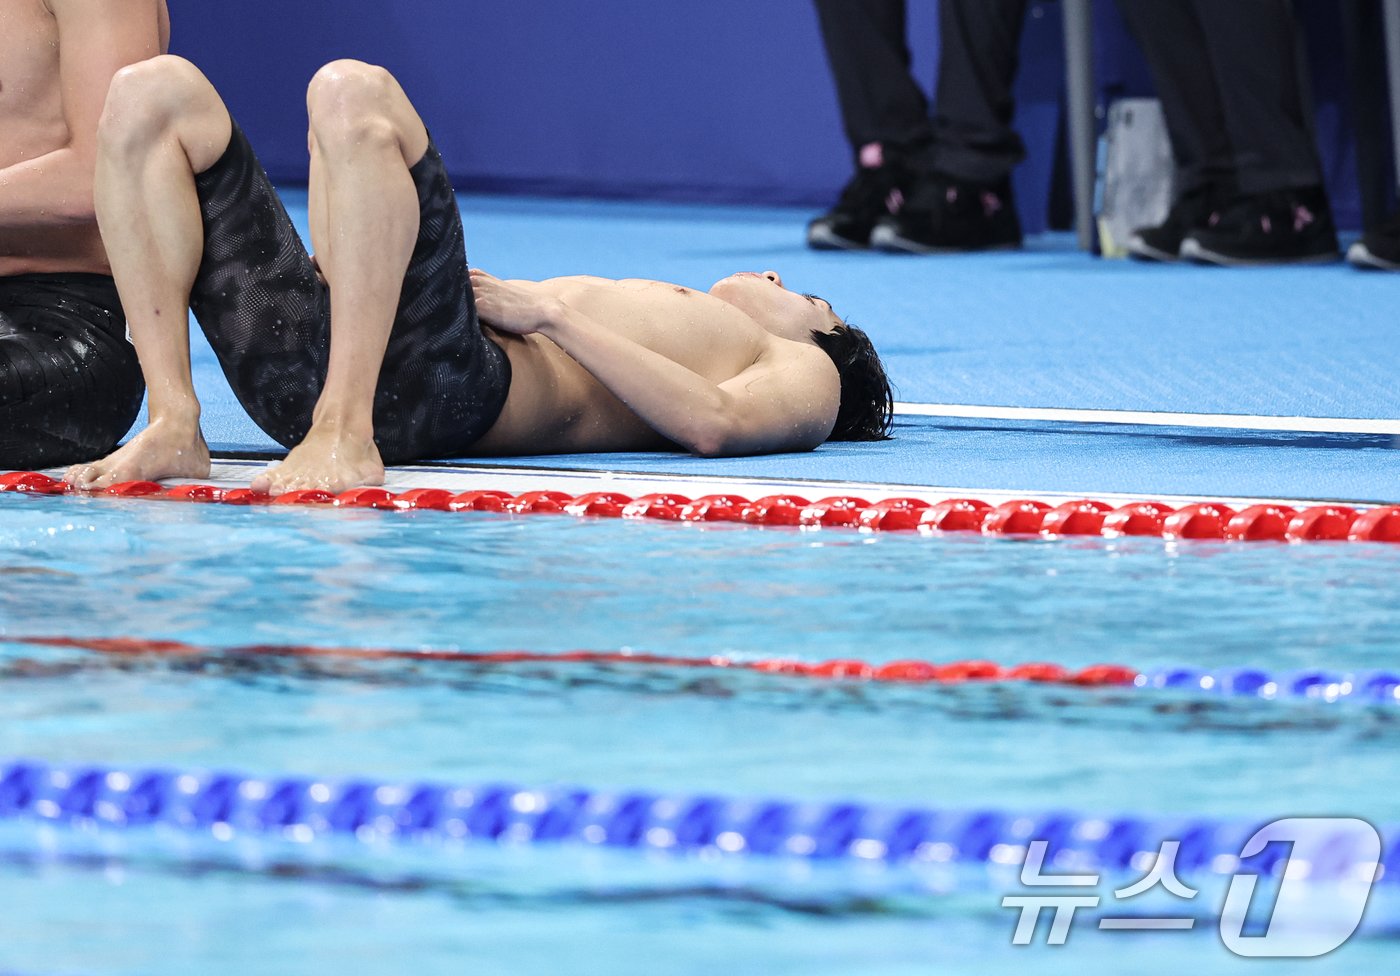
left=869, top=173, right=1022, bottom=253
left=807, top=146, right=910, bottom=250
left=1180, top=186, right=1340, bottom=266
left=1347, top=210, right=1400, bottom=270
left=1127, top=184, right=1226, bottom=262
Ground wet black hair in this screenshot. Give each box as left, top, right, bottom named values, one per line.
left=811, top=320, right=894, bottom=441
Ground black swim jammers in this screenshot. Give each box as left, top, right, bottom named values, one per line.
left=189, top=122, right=511, bottom=463
left=0, top=273, right=144, bottom=470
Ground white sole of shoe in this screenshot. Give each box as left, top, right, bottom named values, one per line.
left=806, top=225, right=869, bottom=251
left=868, top=224, right=1021, bottom=255
left=1180, top=238, right=1341, bottom=267
left=1346, top=241, right=1400, bottom=271
left=1125, top=235, right=1180, bottom=263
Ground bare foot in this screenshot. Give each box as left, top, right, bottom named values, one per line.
left=251, top=424, right=384, bottom=496
left=65, top=421, right=211, bottom=490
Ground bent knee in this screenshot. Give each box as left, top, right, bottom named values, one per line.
left=100, top=56, right=218, bottom=154
left=306, top=61, right=411, bottom=147
left=307, top=60, right=397, bottom=123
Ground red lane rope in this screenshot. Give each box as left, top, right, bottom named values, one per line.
left=3, top=471, right=1399, bottom=543
left=0, top=634, right=1138, bottom=687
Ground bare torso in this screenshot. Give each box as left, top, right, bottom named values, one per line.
left=0, top=0, right=169, bottom=276
left=475, top=276, right=787, bottom=454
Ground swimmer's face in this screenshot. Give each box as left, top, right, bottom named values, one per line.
left=709, top=271, right=841, bottom=343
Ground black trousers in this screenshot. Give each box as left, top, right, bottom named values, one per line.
left=1115, top=0, right=1321, bottom=195
left=813, top=0, right=1029, bottom=183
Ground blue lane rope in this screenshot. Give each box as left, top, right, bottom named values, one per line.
left=1135, top=667, right=1400, bottom=704
left=1, top=759, right=1395, bottom=884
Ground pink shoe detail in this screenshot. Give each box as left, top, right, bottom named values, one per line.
left=981, top=192, right=1003, bottom=216
left=886, top=188, right=904, bottom=214
left=1294, top=206, right=1314, bottom=232
left=1260, top=215, right=1273, bottom=234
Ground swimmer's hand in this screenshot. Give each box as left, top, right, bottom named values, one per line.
left=469, top=268, right=563, bottom=335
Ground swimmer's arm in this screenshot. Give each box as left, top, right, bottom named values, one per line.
left=0, top=0, right=164, bottom=232
left=471, top=269, right=837, bottom=456
left=703, top=356, right=841, bottom=456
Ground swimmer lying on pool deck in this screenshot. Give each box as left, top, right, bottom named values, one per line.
left=64, top=58, right=893, bottom=496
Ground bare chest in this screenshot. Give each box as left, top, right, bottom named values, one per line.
left=541, top=277, right=765, bottom=380
left=0, top=0, right=66, bottom=168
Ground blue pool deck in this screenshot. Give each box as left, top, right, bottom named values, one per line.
left=175, top=192, right=1400, bottom=505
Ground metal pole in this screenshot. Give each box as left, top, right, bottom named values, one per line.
left=1063, top=0, right=1097, bottom=251
left=1385, top=0, right=1400, bottom=192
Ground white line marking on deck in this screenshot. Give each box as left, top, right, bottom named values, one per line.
left=895, top=403, right=1400, bottom=436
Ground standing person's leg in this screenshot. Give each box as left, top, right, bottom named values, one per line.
left=250, top=60, right=432, bottom=494
left=1115, top=0, right=1236, bottom=261
left=65, top=55, right=233, bottom=488
left=1344, top=0, right=1400, bottom=271
left=871, top=0, right=1027, bottom=253
left=808, top=0, right=926, bottom=249
left=1195, top=0, right=1320, bottom=196
left=924, top=0, right=1029, bottom=184
left=813, top=0, right=930, bottom=152
left=1179, top=0, right=1338, bottom=265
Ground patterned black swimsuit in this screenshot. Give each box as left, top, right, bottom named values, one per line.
left=190, top=122, right=510, bottom=463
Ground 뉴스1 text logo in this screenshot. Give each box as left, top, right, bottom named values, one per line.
left=1002, top=817, right=1382, bottom=957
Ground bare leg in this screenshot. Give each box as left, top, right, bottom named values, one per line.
left=65, top=56, right=231, bottom=489
left=250, top=61, right=430, bottom=495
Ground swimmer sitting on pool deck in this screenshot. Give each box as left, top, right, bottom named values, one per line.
left=64, top=57, right=892, bottom=496
left=2, top=0, right=169, bottom=471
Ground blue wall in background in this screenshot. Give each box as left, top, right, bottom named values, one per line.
left=172, top=1, right=1376, bottom=233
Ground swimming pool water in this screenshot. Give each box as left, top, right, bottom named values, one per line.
left=2, top=492, right=1398, bottom=975
left=3, top=493, right=1398, bottom=667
